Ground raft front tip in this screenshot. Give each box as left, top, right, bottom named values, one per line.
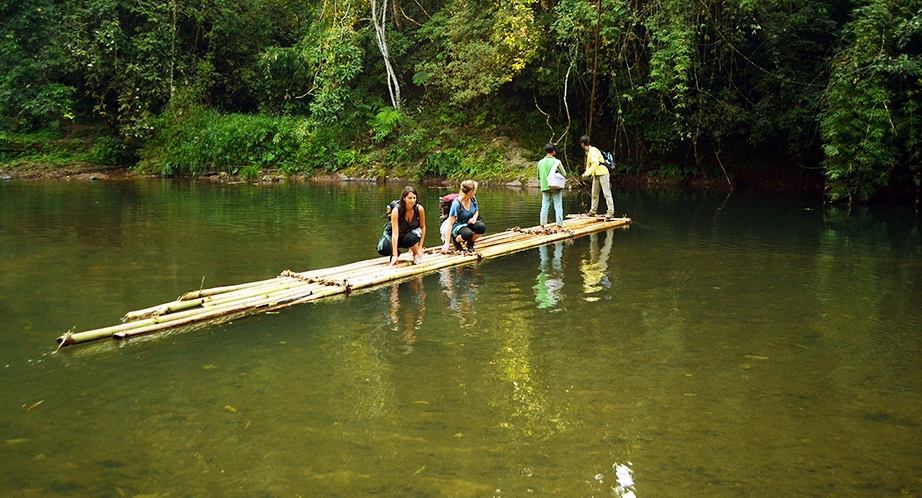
left=56, top=332, right=74, bottom=347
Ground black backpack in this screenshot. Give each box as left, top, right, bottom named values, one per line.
left=600, top=150, right=616, bottom=175
left=376, top=200, right=399, bottom=256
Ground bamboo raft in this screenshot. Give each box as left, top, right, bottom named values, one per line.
left=56, top=215, right=631, bottom=348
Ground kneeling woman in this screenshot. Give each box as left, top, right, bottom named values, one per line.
left=388, top=186, right=427, bottom=266
left=441, top=180, right=486, bottom=254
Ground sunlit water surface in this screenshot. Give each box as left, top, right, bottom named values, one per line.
left=1, top=179, right=921, bottom=497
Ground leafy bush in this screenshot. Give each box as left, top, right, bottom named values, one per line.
left=424, top=149, right=462, bottom=177
left=819, top=0, right=920, bottom=203
left=0, top=130, right=96, bottom=164
left=144, top=103, right=316, bottom=175
left=333, top=149, right=357, bottom=171
left=238, top=165, right=260, bottom=179
left=388, top=126, right=431, bottom=167
left=86, top=136, right=136, bottom=166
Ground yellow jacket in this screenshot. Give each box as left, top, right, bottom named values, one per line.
left=582, top=146, right=608, bottom=177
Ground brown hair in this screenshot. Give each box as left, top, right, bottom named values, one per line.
left=398, top=185, right=418, bottom=213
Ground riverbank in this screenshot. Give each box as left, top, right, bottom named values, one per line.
left=1, top=160, right=827, bottom=198
left=0, top=162, right=137, bottom=181
left=2, top=124, right=830, bottom=196
left=0, top=164, right=529, bottom=188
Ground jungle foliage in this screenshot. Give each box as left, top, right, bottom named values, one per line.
left=1, top=0, right=920, bottom=201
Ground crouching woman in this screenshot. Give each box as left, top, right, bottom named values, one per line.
left=388, top=186, right=427, bottom=266
left=440, top=180, right=486, bottom=254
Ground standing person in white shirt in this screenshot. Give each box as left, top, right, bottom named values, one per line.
left=537, top=143, right=567, bottom=228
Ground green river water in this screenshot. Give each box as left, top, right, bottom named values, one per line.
left=1, top=179, right=920, bottom=497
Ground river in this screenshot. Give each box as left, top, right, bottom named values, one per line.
left=1, top=179, right=920, bottom=497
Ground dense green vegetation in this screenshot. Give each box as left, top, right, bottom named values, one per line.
left=1, top=0, right=919, bottom=202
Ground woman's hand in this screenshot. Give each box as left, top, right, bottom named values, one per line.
left=387, top=255, right=398, bottom=266
left=440, top=243, right=450, bottom=255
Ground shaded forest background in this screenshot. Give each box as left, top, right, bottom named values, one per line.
left=1, top=0, right=919, bottom=203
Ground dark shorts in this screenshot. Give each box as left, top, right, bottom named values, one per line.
left=397, top=230, right=421, bottom=249
left=378, top=229, right=421, bottom=257
left=454, top=221, right=486, bottom=242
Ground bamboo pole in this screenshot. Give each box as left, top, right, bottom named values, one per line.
left=178, top=278, right=283, bottom=300
left=196, top=279, right=318, bottom=307
left=345, top=253, right=482, bottom=291
left=124, top=277, right=306, bottom=321
left=113, top=303, right=257, bottom=340
left=292, top=257, right=392, bottom=280
left=60, top=280, right=350, bottom=346
left=125, top=277, right=293, bottom=320
left=126, top=260, right=398, bottom=323
left=113, top=282, right=349, bottom=340
left=481, top=233, right=574, bottom=258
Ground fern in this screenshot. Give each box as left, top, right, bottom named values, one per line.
left=369, top=107, right=404, bottom=143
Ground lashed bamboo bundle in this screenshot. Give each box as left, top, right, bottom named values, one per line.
left=56, top=216, right=630, bottom=347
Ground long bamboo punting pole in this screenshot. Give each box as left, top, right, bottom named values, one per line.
left=56, top=216, right=630, bottom=347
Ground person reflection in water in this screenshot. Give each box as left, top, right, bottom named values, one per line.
left=581, top=230, right=612, bottom=301
left=439, top=265, right=480, bottom=327
left=388, top=277, right=426, bottom=354
left=534, top=242, right=564, bottom=309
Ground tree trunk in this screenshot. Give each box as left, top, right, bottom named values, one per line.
left=371, top=0, right=402, bottom=110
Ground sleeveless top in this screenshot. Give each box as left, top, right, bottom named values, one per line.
left=397, top=204, right=420, bottom=236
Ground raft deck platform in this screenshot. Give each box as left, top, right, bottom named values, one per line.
left=56, top=215, right=631, bottom=347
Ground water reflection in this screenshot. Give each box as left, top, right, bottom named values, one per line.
left=580, top=230, right=613, bottom=300
left=387, top=277, right=426, bottom=354
left=613, top=462, right=637, bottom=498
left=590, top=462, right=637, bottom=497
left=534, top=242, right=565, bottom=310
left=4, top=182, right=922, bottom=496
left=490, top=309, right=562, bottom=442
left=337, top=301, right=395, bottom=420
left=438, top=265, right=481, bottom=327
